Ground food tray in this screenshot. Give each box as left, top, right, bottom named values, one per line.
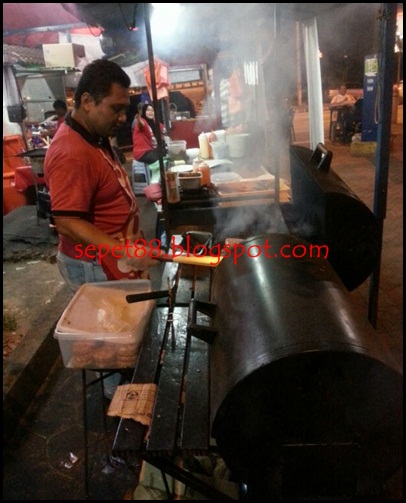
left=213, top=171, right=290, bottom=206
left=54, top=280, right=155, bottom=369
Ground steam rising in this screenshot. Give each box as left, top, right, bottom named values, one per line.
left=148, top=3, right=380, bottom=242
left=74, top=2, right=379, bottom=242
left=151, top=3, right=300, bottom=240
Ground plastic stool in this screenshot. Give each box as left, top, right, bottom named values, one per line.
left=149, top=160, right=161, bottom=184
left=132, top=160, right=150, bottom=195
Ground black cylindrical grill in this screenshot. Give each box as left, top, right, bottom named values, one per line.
left=288, top=145, right=380, bottom=291
left=209, top=234, right=402, bottom=498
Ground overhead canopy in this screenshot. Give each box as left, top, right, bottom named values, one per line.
left=3, top=3, right=351, bottom=58
left=2, top=3, right=88, bottom=47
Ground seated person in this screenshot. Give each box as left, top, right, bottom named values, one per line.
left=330, top=85, right=356, bottom=142
left=132, top=103, right=166, bottom=164
left=53, top=99, right=68, bottom=131
left=40, top=100, right=68, bottom=138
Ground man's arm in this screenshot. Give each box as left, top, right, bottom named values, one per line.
left=54, top=217, right=160, bottom=270
left=346, top=93, right=356, bottom=105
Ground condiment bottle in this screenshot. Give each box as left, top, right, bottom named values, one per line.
left=192, top=157, right=201, bottom=173
left=196, top=161, right=211, bottom=186
left=198, top=132, right=210, bottom=159
left=165, top=171, right=180, bottom=203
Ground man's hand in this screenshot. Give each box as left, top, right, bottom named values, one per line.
left=117, top=244, right=161, bottom=273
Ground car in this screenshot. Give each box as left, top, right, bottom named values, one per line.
left=328, top=82, right=364, bottom=102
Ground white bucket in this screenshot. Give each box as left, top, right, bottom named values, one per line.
left=226, top=134, right=251, bottom=158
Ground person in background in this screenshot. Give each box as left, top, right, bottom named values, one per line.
left=330, top=84, right=356, bottom=142
left=132, top=102, right=167, bottom=164
left=330, top=84, right=356, bottom=108
left=39, top=100, right=68, bottom=139
left=53, top=99, right=68, bottom=131
left=139, top=86, right=152, bottom=106
left=44, top=59, right=160, bottom=399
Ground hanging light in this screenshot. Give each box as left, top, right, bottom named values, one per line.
left=151, top=3, right=183, bottom=37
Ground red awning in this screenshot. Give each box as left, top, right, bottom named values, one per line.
left=3, top=3, right=91, bottom=47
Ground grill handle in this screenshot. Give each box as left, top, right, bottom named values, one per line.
left=310, top=142, right=333, bottom=172
left=126, top=290, right=169, bottom=303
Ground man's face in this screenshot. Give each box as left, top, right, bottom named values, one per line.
left=84, top=83, right=130, bottom=138
left=339, top=86, right=347, bottom=95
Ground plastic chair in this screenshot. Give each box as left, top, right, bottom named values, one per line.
left=329, top=106, right=346, bottom=142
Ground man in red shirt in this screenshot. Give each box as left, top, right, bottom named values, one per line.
left=44, top=60, right=159, bottom=290
left=45, top=60, right=161, bottom=402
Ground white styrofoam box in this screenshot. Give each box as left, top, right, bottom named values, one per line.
left=54, top=280, right=155, bottom=369
left=42, top=43, right=86, bottom=68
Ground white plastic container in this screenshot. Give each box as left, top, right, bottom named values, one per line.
left=213, top=129, right=226, bottom=142
left=186, top=148, right=200, bottom=162
left=54, top=280, right=155, bottom=369
left=167, top=140, right=187, bottom=161
left=211, top=171, right=242, bottom=184
left=211, top=140, right=228, bottom=160
left=226, top=133, right=251, bottom=158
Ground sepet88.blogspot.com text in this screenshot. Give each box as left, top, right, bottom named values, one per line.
left=74, top=236, right=329, bottom=266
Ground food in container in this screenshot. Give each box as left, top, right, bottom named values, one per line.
left=178, top=171, right=202, bottom=191
left=167, top=140, right=187, bottom=161
left=211, top=172, right=242, bottom=184
left=54, top=280, right=155, bottom=369
left=216, top=178, right=275, bottom=193
left=169, top=164, right=193, bottom=173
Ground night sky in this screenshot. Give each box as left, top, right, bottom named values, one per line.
left=317, top=4, right=381, bottom=59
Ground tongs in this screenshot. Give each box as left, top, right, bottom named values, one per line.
left=126, top=268, right=182, bottom=353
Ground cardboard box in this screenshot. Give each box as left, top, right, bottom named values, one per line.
left=350, top=141, right=377, bottom=157
left=42, top=43, right=86, bottom=68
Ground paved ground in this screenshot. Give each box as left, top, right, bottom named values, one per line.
left=3, top=109, right=403, bottom=500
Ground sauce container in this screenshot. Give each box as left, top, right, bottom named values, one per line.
left=196, top=161, right=211, bottom=186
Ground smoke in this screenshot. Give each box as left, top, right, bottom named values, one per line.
left=214, top=205, right=289, bottom=244
left=144, top=3, right=381, bottom=242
